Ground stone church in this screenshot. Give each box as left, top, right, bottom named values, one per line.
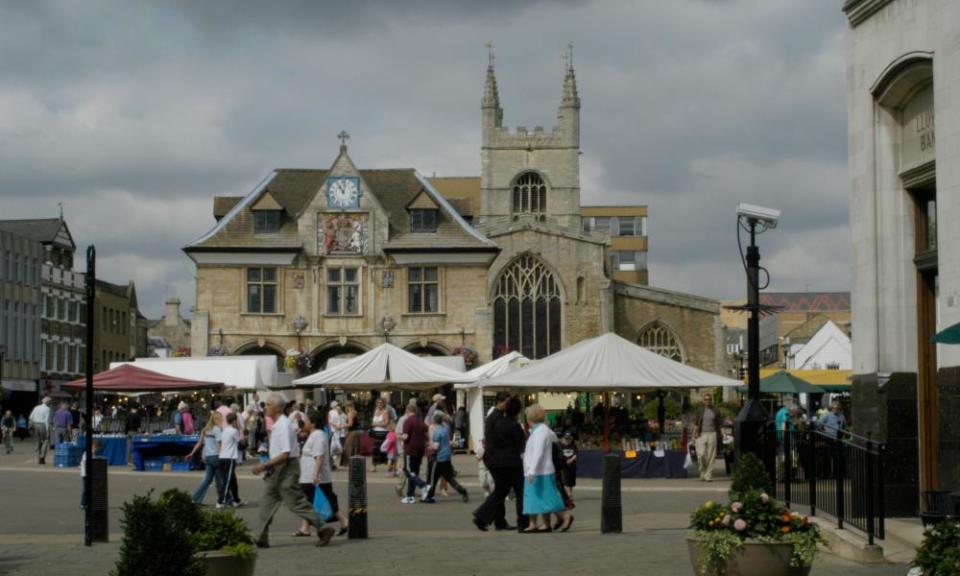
left=184, top=58, right=725, bottom=376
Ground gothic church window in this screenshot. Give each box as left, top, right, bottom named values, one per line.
left=493, top=255, right=561, bottom=359
left=512, top=172, right=547, bottom=214
left=637, top=322, right=684, bottom=363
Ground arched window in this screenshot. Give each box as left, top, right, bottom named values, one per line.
left=637, top=322, right=684, bottom=363
left=493, top=255, right=561, bottom=359
left=512, top=172, right=547, bottom=214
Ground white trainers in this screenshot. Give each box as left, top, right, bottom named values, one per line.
left=401, top=497, right=416, bottom=504
left=421, top=486, right=432, bottom=502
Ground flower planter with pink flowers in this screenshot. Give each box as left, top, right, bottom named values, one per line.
left=687, top=453, right=820, bottom=576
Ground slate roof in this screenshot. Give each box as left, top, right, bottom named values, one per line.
left=759, top=292, right=850, bottom=312
left=427, top=177, right=481, bottom=217
left=0, top=218, right=74, bottom=248
left=213, top=197, right=243, bottom=219
left=190, top=168, right=496, bottom=252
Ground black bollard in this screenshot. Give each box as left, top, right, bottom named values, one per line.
left=601, top=453, right=622, bottom=533
left=89, top=457, right=109, bottom=542
left=348, top=455, right=368, bottom=539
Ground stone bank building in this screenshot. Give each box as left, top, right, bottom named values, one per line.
left=185, top=60, right=724, bottom=379
left=845, top=0, right=960, bottom=514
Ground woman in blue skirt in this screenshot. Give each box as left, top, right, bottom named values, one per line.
left=522, top=404, right=574, bottom=533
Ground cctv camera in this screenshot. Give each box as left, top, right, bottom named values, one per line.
left=736, top=203, right=781, bottom=228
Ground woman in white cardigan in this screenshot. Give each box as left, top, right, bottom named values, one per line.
left=522, top=404, right=574, bottom=533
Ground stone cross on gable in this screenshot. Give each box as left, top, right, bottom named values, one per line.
left=338, top=130, right=350, bottom=151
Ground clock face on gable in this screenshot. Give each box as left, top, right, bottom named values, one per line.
left=326, top=177, right=361, bottom=209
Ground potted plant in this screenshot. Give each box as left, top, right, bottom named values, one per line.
left=912, top=519, right=960, bottom=575
left=112, top=489, right=256, bottom=576
left=686, top=453, right=820, bottom=576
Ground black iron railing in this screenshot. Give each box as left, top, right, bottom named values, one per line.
left=762, top=425, right=885, bottom=544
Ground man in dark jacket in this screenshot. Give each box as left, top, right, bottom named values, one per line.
left=692, top=393, right=724, bottom=482
left=473, top=396, right=526, bottom=531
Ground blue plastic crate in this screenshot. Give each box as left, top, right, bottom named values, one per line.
left=143, top=460, right=164, bottom=472
left=171, top=461, right=191, bottom=472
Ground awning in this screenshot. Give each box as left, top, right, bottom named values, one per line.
left=455, top=351, right=529, bottom=390
left=112, top=356, right=277, bottom=390
left=934, top=321, right=960, bottom=344
left=480, top=333, right=741, bottom=391
left=64, top=364, right=224, bottom=394
left=736, top=370, right=822, bottom=395
left=288, top=343, right=471, bottom=390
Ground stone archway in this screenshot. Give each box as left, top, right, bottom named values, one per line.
left=310, top=341, right=368, bottom=372
left=234, top=341, right=286, bottom=372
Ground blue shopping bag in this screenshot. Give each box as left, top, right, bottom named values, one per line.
left=313, top=487, right=334, bottom=522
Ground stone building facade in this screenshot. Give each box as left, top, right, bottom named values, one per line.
left=0, top=226, right=42, bottom=395
left=147, top=298, right=192, bottom=357
left=186, top=58, right=725, bottom=378
left=93, top=280, right=147, bottom=371
left=0, top=219, right=88, bottom=400
left=845, top=0, right=960, bottom=514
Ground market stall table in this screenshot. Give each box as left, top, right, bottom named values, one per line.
left=577, top=449, right=688, bottom=479
left=130, top=434, right=199, bottom=471
left=77, top=434, right=128, bottom=466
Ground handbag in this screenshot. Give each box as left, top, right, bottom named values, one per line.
left=330, top=432, right=343, bottom=456
left=313, top=486, right=334, bottom=522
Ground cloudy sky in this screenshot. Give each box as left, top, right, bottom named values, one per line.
left=0, top=0, right=849, bottom=319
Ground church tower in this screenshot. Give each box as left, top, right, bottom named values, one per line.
left=479, top=46, right=582, bottom=232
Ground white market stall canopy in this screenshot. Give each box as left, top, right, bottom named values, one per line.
left=112, top=356, right=278, bottom=391
left=327, top=354, right=466, bottom=373
left=289, top=343, right=471, bottom=390
left=479, top=332, right=742, bottom=391
left=456, top=351, right=528, bottom=390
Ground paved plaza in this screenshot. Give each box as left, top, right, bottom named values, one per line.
left=0, top=449, right=910, bottom=576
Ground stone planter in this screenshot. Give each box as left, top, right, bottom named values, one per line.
left=686, top=535, right=812, bottom=576
left=195, top=550, right=256, bottom=576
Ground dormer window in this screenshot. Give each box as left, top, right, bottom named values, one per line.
left=410, top=209, right=438, bottom=233
left=251, top=191, right=283, bottom=234
left=254, top=210, right=281, bottom=234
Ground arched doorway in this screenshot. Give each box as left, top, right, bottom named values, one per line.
left=403, top=342, right=450, bottom=357
left=311, top=342, right=368, bottom=373
left=236, top=343, right=286, bottom=372
left=492, top=254, right=562, bottom=359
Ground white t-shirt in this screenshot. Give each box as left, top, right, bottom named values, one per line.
left=219, top=426, right=239, bottom=460
left=30, top=404, right=51, bottom=427
left=269, top=415, right=299, bottom=459
left=300, top=430, right=323, bottom=484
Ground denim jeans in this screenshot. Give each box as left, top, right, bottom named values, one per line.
left=192, top=455, right=223, bottom=504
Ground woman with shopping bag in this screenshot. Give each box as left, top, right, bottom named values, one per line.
left=296, top=409, right=348, bottom=537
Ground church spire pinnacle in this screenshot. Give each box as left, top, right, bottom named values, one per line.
left=482, top=41, right=501, bottom=110
left=561, top=42, right=580, bottom=108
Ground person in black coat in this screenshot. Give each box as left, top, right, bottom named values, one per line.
left=473, top=395, right=527, bottom=532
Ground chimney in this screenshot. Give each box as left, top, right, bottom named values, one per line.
left=164, top=298, right=181, bottom=327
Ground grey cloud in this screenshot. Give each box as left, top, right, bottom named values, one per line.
left=0, top=0, right=850, bottom=316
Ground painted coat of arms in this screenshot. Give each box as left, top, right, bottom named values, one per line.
left=321, top=213, right=368, bottom=255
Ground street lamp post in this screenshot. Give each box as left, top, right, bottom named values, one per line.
left=733, top=204, right=780, bottom=461
left=0, top=344, right=6, bottom=393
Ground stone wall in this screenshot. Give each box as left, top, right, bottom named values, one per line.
left=612, top=283, right=723, bottom=374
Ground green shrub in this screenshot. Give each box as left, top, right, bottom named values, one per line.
left=914, top=520, right=960, bottom=575
left=730, top=452, right=772, bottom=497
left=191, top=509, right=253, bottom=554
left=112, top=489, right=254, bottom=576
left=111, top=492, right=204, bottom=576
